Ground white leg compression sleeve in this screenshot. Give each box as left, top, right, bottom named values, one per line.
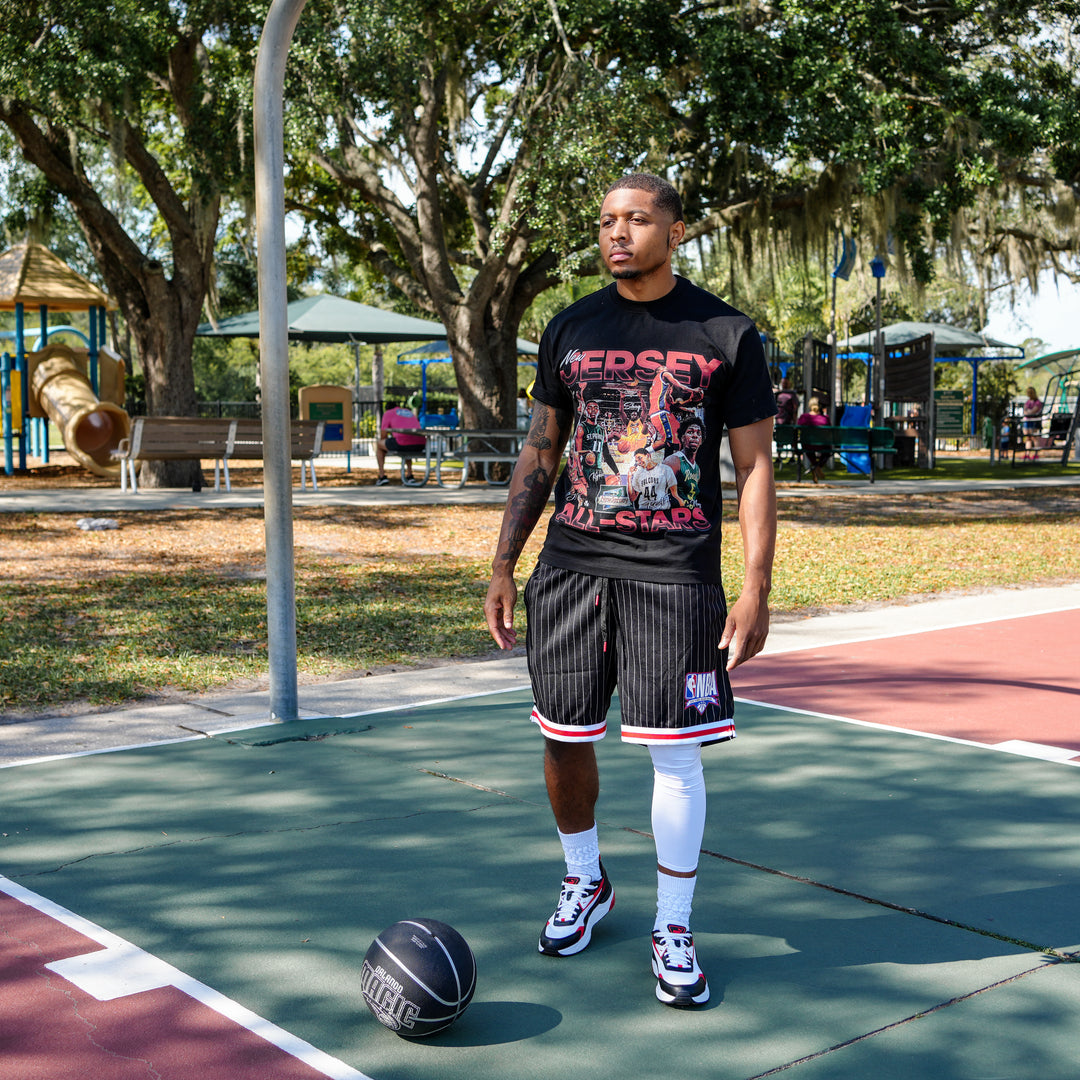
left=649, top=743, right=706, bottom=874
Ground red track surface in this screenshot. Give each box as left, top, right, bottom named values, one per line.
left=734, top=608, right=1080, bottom=758
left=0, top=889, right=361, bottom=1080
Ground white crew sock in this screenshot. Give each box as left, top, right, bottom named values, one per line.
left=557, top=824, right=601, bottom=881
left=655, top=870, right=697, bottom=932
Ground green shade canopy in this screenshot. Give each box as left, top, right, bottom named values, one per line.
left=841, top=321, right=1019, bottom=353
left=1016, top=347, right=1080, bottom=374
left=196, top=293, right=446, bottom=344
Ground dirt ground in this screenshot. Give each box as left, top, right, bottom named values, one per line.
left=4, top=455, right=1079, bottom=720
left=4, top=455, right=1080, bottom=585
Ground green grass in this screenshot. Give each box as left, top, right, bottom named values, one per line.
left=2, top=487, right=1079, bottom=714
left=727, top=517, right=1080, bottom=609
left=0, top=557, right=500, bottom=713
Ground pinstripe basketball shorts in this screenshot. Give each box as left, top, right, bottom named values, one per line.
left=523, top=561, right=736, bottom=747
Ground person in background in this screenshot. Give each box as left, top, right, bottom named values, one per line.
left=796, top=394, right=829, bottom=482
left=774, top=377, right=799, bottom=426
left=1022, top=386, right=1043, bottom=460
left=375, top=401, right=426, bottom=485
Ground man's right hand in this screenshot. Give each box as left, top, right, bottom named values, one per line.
left=484, top=572, right=518, bottom=649
left=481, top=398, right=572, bottom=651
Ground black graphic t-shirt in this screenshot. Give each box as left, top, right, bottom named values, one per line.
left=531, top=277, right=775, bottom=583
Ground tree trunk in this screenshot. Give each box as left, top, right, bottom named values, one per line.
left=446, top=317, right=518, bottom=431
left=0, top=99, right=218, bottom=489
left=130, top=284, right=203, bottom=489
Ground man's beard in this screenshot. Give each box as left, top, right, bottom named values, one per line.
left=611, top=268, right=642, bottom=280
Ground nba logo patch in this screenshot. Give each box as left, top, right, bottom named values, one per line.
left=684, top=672, right=719, bottom=716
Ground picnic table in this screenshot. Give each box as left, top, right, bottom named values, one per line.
left=376, top=427, right=527, bottom=488
left=431, top=428, right=527, bottom=487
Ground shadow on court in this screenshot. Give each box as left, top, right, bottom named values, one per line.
left=2, top=688, right=1079, bottom=1080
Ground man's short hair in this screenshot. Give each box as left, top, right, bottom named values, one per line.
left=681, top=418, right=703, bottom=436
left=605, top=173, right=684, bottom=223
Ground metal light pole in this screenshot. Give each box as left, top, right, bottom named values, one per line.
left=830, top=232, right=856, bottom=424
left=254, top=0, right=309, bottom=720
left=870, top=255, right=886, bottom=421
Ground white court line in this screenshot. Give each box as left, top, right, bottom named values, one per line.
left=736, top=696, right=1080, bottom=767
left=0, top=874, right=373, bottom=1080
left=1, top=734, right=209, bottom=770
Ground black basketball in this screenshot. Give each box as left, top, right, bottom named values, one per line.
left=361, top=918, right=476, bottom=1038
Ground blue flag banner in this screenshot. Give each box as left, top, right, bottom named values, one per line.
left=832, top=235, right=857, bottom=281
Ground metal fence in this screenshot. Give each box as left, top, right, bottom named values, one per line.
left=197, top=400, right=263, bottom=419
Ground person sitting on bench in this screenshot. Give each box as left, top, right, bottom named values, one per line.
left=797, top=395, right=830, bottom=483
left=376, top=402, right=426, bottom=485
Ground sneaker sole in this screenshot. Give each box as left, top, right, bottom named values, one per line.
left=538, top=887, right=614, bottom=957
left=652, top=957, right=710, bottom=1007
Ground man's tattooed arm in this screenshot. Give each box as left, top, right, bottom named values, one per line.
left=483, top=399, right=572, bottom=648
left=495, top=401, right=571, bottom=567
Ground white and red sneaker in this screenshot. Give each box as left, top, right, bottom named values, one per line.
left=651, top=924, right=709, bottom=1007
left=538, top=862, right=614, bottom=956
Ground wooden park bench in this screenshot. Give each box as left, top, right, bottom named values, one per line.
left=113, top=417, right=234, bottom=493
left=113, top=416, right=324, bottom=493
left=226, top=418, right=325, bottom=491
left=795, top=425, right=896, bottom=483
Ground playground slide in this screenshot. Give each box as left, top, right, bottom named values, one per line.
left=28, top=342, right=130, bottom=477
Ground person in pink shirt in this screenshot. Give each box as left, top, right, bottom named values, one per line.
left=375, top=402, right=426, bottom=485
left=1022, top=386, right=1043, bottom=459
left=796, top=395, right=829, bottom=482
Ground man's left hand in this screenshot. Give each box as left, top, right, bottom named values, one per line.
left=719, top=590, right=770, bottom=671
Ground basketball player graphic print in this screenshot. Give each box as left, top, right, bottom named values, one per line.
left=664, top=417, right=704, bottom=510
left=628, top=447, right=681, bottom=509
left=554, top=358, right=713, bottom=537
left=573, top=396, right=619, bottom=505
left=648, top=368, right=704, bottom=452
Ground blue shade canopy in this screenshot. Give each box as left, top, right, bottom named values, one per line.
left=399, top=337, right=539, bottom=359
left=196, top=294, right=446, bottom=343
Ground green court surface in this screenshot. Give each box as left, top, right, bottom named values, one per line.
left=2, top=689, right=1078, bottom=1079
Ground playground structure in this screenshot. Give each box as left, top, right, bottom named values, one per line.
left=789, top=328, right=1080, bottom=472
left=1, top=242, right=130, bottom=477
left=1009, top=350, right=1080, bottom=464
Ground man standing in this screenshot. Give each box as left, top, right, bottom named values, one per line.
left=483, top=173, right=776, bottom=1009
